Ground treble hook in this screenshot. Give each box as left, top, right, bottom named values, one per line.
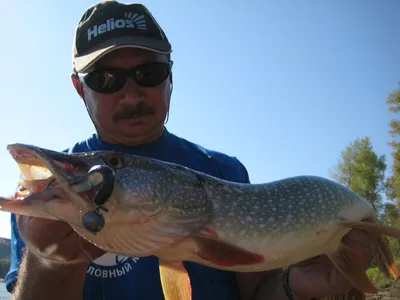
left=82, top=165, right=115, bottom=234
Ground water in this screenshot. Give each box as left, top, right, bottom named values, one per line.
left=0, top=282, right=10, bottom=299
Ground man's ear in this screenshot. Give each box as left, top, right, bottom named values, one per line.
left=71, top=73, right=85, bottom=99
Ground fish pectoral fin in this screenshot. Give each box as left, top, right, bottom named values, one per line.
left=327, top=244, right=377, bottom=294
left=192, top=234, right=264, bottom=267
left=159, top=260, right=192, bottom=300
left=318, top=288, right=366, bottom=300
left=339, top=220, right=399, bottom=279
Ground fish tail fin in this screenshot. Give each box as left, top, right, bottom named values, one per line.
left=322, top=219, right=400, bottom=297
left=371, top=235, right=398, bottom=279
left=326, top=243, right=378, bottom=294
left=159, top=260, right=192, bottom=300
left=339, top=220, right=399, bottom=280
left=318, top=288, right=366, bottom=300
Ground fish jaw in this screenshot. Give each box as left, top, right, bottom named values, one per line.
left=2, top=143, right=112, bottom=224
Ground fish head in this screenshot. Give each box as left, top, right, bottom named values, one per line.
left=3, top=143, right=167, bottom=235
left=2, top=143, right=213, bottom=257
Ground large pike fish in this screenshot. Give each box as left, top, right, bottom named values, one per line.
left=1, top=143, right=400, bottom=300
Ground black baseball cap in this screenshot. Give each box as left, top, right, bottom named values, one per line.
left=72, top=0, right=172, bottom=73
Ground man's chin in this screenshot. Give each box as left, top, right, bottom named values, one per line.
left=116, top=119, right=155, bottom=135
left=115, top=115, right=150, bottom=126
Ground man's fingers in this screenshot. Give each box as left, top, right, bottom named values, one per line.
left=52, top=231, right=105, bottom=262
left=17, top=216, right=72, bottom=246
left=16, top=214, right=104, bottom=263
left=341, top=229, right=377, bottom=270
left=341, top=229, right=378, bottom=248
left=295, top=255, right=328, bottom=267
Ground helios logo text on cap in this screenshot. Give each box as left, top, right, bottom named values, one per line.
left=87, top=12, right=147, bottom=41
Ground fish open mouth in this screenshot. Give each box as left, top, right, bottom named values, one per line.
left=7, top=143, right=104, bottom=211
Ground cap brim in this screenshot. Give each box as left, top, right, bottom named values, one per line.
left=74, top=36, right=171, bottom=73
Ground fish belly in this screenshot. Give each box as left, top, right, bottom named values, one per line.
left=207, top=219, right=348, bottom=271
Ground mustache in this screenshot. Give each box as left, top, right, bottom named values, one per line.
left=113, top=102, right=156, bottom=121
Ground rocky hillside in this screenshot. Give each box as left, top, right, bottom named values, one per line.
left=0, top=238, right=10, bottom=259
left=0, top=238, right=11, bottom=279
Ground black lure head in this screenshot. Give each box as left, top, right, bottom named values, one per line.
left=82, top=210, right=105, bottom=233
left=88, top=165, right=115, bottom=206
left=81, top=164, right=115, bottom=233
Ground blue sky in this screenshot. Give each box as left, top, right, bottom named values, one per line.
left=0, top=0, right=399, bottom=239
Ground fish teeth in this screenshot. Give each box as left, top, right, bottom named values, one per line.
left=16, top=179, right=41, bottom=195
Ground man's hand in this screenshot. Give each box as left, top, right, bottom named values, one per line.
left=11, top=215, right=106, bottom=300
left=289, top=229, right=379, bottom=299
left=16, top=215, right=105, bottom=266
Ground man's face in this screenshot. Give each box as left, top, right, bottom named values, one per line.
left=73, top=48, right=172, bottom=144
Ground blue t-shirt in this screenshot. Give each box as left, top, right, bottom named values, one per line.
left=6, top=128, right=250, bottom=300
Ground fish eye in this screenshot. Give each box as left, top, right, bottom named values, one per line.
left=106, top=156, right=124, bottom=168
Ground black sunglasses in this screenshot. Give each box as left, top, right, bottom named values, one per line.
left=78, top=61, right=173, bottom=94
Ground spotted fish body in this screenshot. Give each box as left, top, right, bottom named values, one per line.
left=1, top=143, right=400, bottom=300
left=195, top=175, right=374, bottom=271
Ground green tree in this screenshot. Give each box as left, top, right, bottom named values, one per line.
left=385, top=84, right=400, bottom=206
left=381, top=202, right=400, bottom=258
left=331, top=137, right=386, bottom=212
left=382, top=84, right=400, bottom=258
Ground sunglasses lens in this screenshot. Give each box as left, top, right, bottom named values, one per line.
left=82, top=70, right=126, bottom=94
left=134, top=62, right=171, bottom=87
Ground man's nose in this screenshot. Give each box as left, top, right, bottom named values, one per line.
left=119, top=77, right=145, bottom=105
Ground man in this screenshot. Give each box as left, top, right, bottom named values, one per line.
left=6, top=1, right=376, bottom=299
